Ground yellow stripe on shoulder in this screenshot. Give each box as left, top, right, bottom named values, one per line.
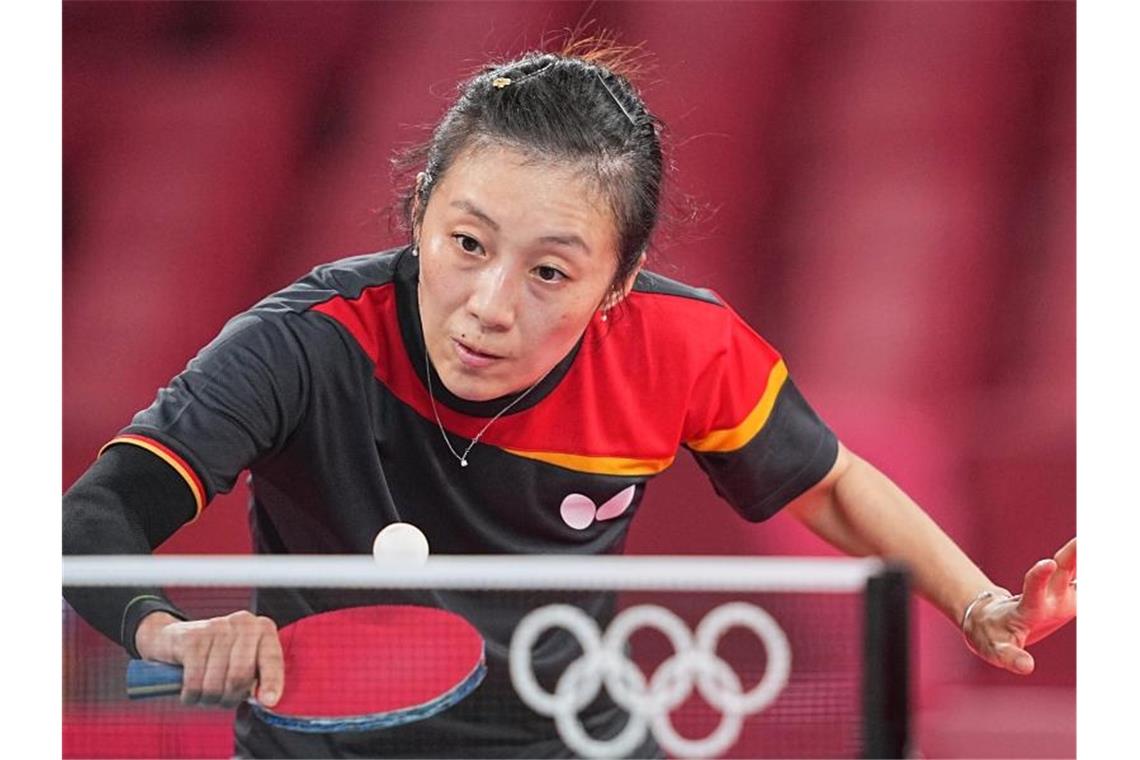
left=501, top=448, right=675, bottom=476
left=99, top=435, right=206, bottom=521
left=687, top=359, right=788, bottom=453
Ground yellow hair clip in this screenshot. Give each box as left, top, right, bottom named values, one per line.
left=490, top=63, right=553, bottom=90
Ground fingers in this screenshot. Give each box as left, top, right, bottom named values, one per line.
left=1021, top=558, right=1056, bottom=608
left=1051, top=538, right=1077, bottom=596
left=1000, top=546, right=1078, bottom=649
left=197, top=625, right=236, bottom=706
left=992, top=641, right=1035, bottom=676
left=223, top=623, right=261, bottom=708
left=177, top=625, right=213, bottom=705
left=1054, top=537, right=1076, bottom=574
left=970, top=551, right=1077, bottom=673
left=1047, top=564, right=1076, bottom=599
left=255, top=618, right=285, bottom=707
left=1015, top=542, right=1078, bottom=604
left=169, top=611, right=279, bottom=708
left=964, top=595, right=1039, bottom=674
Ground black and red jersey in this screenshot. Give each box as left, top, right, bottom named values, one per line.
left=109, top=246, right=835, bottom=549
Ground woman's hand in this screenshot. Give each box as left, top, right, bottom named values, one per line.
left=134, top=610, right=285, bottom=707
left=963, top=538, right=1076, bottom=674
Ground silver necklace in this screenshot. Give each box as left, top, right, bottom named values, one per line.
left=424, top=350, right=549, bottom=468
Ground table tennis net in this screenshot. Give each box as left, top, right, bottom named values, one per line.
left=62, top=555, right=909, bottom=759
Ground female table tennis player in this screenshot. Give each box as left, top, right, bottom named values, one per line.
left=63, top=41, right=1076, bottom=758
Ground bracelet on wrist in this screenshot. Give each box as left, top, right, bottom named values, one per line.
left=960, top=589, right=1011, bottom=635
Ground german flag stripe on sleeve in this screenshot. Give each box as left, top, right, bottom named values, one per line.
left=686, top=360, right=788, bottom=453
left=99, top=434, right=207, bottom=520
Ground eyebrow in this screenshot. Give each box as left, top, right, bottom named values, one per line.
left=451, top=200, right=499, bottom=231
left=449, top=199, right=591, bottom=254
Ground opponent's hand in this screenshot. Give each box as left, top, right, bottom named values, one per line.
left=134, top=610, right=284, bottom=708
left=963, top=538, right=1076, bottom=675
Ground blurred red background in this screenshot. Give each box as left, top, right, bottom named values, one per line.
left=63, top=2, right=1075, bottom=757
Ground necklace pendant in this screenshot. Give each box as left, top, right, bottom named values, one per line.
left=426, top=349, right=551, bottom=475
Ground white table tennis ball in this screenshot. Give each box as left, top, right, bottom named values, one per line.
left=372, top=522, right=430, bottom=564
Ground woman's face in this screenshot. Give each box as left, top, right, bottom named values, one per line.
left=417, top=144, right=627, bottom=402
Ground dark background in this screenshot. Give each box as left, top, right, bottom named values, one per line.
left=63, top=2, right=1075, bottom=756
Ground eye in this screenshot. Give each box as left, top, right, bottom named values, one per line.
left=452, top=234, right=483, bottom=255
left=534, top=265, right=567, bottom=283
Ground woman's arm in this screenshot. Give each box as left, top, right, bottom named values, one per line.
left=63, top=445, right=198, bottom=654
left=787, top=442, right=1075, bottom=674
left=63, top=447, right=285, bottom=706
left=787, top=444, right=1008, bottom=622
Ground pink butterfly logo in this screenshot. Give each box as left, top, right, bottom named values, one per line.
left=560, top=485, right=637, bottom=530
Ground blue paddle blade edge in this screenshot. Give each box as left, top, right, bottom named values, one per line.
left=250, top=660, right=488, bottom=733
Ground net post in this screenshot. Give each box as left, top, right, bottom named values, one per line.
left=861, top=563, right=911, bottom=759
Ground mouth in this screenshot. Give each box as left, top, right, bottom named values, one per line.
left=451, top=338, right=504, bottom=368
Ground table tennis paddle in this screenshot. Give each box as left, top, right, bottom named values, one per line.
left=126, top=605, right=486, bottom=733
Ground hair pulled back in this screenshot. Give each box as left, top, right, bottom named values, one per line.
left=401, top=43, right=664, bottom=294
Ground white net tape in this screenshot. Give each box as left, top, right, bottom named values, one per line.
left=63, top=554, right=883, bottom=591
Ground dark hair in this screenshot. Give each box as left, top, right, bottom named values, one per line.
left=398, top=43, right=664, bottom=296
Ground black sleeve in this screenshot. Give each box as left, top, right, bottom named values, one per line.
left=681, top=301, right=839, bottom=522
left=62, top=444, right=195, bottom=657
left=689, top=378, right=838, bottom=522
left=121, top=311, right=312, bottom=499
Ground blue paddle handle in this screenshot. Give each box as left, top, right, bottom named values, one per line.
left=126, top=659, right=184, bottom=699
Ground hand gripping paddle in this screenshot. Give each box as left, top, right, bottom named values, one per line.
left=126, top=605, right=486, bottom=733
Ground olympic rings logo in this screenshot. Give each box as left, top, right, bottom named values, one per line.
left=509, top=602, right=792, bottom=759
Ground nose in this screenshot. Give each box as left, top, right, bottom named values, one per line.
left=466, top=262, right=518, bottom=331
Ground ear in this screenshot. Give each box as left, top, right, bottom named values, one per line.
left=411, top=172, right=428, bottom=241
left=621, top=252, right=647, bottom=297
left=603, top=252, right=646, bottom=311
